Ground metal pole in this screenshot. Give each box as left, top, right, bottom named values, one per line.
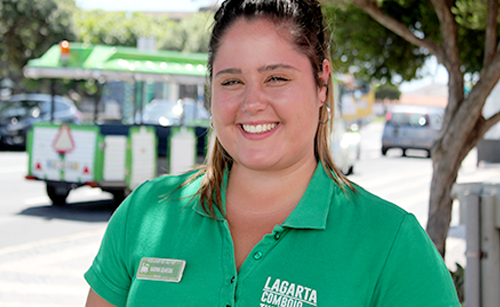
left=93, top=81, right=99, bottom=124
left=480, top=188, right=500, bottom=307
left=50, top=79, right=56, bottom=123
left=465, top=192, right=481, bottom=307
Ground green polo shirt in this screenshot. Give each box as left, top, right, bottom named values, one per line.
left=85, top=163, right=460, bottom=306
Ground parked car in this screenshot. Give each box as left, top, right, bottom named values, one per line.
left=381, top=105, right=444, bottom=157
left=138, top=98, right=210, bottom=127
left=331, top=120, right=361, bottom=175
left=0, top=94, right=82, bottom=149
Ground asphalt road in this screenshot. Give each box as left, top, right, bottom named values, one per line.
left=0, top=121, right=498, bottom=306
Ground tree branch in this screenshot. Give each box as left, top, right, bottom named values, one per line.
left=352, top=0, right=443, bottom=61
left=481, top=112, right=500, bottom=137
left=429, top=0, right=461, bottom=68
left=485, top=0, right=499, bottom=66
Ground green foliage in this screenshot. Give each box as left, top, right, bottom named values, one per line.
left=449, top=263, right=465, bottom=303
left=324, top=0, right=495, bottom=84
left=74, top=11, right=213, bottom=53
left=374, top=83, right=401, bottom=100
left=453, top=0, right=488, bottom=30
left=75, top=10, right=153, bottom=46
left=324, top=0, right=439, bottom=85
left=157, top=12, right=213, bottom=53
left=0, top=0, right=77, bottom=89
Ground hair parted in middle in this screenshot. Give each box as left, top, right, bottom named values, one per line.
left=184, top=0, right=353, bottom=218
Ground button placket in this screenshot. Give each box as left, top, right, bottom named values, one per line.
left=253, top=251, right=263, bottom=260
left=220, top=220, right=237, bottom=307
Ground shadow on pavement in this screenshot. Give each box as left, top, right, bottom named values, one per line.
left=17, top=199, right=118, bottom=222
left=0, top=145, right=25, bottom=152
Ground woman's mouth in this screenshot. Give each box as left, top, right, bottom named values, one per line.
left=241, top=123, right=278, bottom=134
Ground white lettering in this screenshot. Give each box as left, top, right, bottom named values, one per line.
left=267, top=293, right=274, bottom=304
left=295, top=285, right=304, bottom=299
left=271, top=279, right=281, bottom=292
left=264, top=276, right=272, bottom=289
left=261, top=291, right=269, bottom=302
left=272, top=294, right=282, bottom=305
left=262, top=277, right=317, bottom=307
left=279, top=281, right=289, bottom=294
left=303, top=287, right=311, bottom=301
left=308, top=290, right=317, bottom=304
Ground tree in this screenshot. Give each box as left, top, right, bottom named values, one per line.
left=324, top=0, right=500, bottom=256
left=375, top=83, right=401, bottom=101
left=0, top=0, right=77, bottom=92
left=74, top=10, right=213, bottom=53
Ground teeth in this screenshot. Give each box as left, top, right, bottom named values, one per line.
left=242, top=123, right=277, bottom=134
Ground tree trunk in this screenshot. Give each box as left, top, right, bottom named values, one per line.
left=427, top=144, right=462, bottom=257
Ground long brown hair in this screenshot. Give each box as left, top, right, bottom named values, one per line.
left=186, top=0, right=353, bottom=218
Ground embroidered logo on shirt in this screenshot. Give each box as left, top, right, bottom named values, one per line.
left=260, top=276, right=317, bottom=307
left=136, top=257, right=186, bottom=283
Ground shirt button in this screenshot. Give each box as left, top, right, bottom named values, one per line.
left=253, top=251, right=263, bottom=260
left=274, top=232, right=281, bottom=240
left=230, top=276, right=235, bottom=283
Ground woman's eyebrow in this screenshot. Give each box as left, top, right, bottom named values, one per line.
left=258, top=64, right=298, bottom=73
left=215, top=68, right=242, bottom=77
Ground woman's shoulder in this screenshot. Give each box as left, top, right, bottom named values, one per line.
left=122, top=169, right=204, bottom=212
left=332, top=181, right=413, bottom=230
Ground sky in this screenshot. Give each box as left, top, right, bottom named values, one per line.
left=76, top=0, right=219, bottom=12
left=76, top=0, right=448, bottom=92
left=399, top=56, right=448, bottom=93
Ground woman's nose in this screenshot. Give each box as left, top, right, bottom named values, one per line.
left=241, top=84, right=267, bottom=113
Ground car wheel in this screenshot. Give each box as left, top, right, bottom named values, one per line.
left=345, top=165, right=354, bottom=176
left=46, top=183, right=71, bottom=206
left=402, top=149, right=407, bottom=157
left=110, top=189, right=129, bottom=205
left=381, top=146, right=388, bottom=156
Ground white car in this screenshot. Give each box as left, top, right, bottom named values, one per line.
left=331, top=120, right=361, bottom=175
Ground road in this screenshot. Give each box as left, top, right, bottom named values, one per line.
left=1, top=121, right=499, bottom=306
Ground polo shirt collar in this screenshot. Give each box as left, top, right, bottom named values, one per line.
left=281, top=162, right=334, bottom=230
left=193, top=162, right=335, bottom=229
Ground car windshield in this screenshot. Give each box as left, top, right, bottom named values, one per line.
left=141, top=101, right=209, bottom=125
left=142, top=102, right=180, bottom=121
left=387, top=112, right=429, bottom=127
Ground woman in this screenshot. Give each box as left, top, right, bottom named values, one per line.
left=85, top=0, right=461, bottom=306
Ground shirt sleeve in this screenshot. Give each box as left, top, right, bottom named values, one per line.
left=371, top=214, right=461, bottom=307
left=84, top=184, right=141, bottom=307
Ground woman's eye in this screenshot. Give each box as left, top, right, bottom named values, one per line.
left=221, top=79, right=241, bottom=86
left=267, top=76, right=290, bottom=83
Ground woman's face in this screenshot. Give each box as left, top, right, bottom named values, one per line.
left=211, top=18, right=329, bottom=172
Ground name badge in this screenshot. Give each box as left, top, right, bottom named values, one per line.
left=136, top=257, right=186, bottom=283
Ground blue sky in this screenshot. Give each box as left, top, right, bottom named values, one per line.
left=75, top=0, right=220, bottom=12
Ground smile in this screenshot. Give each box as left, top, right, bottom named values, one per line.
left=241, top=123, right=278, bottom=134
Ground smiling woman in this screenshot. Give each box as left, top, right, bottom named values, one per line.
left=84, top=1, right=461, bottom=306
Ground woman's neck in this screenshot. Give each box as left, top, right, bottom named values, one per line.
left=226, top=158, right=318, bottom=214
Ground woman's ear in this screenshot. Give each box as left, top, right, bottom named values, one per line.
left=318, top=59, right=331, bottom=104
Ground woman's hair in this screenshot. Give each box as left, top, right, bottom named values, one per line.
left=187, top=0, right=353, bottom=217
